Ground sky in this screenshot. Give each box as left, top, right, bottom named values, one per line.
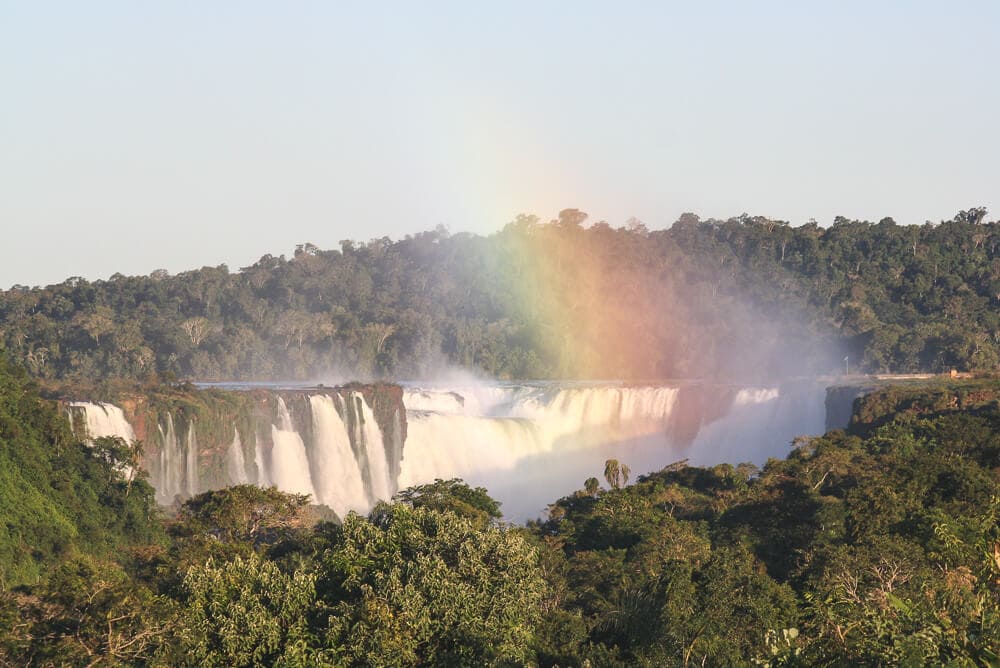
left=1, top=1, right=998, bottom=288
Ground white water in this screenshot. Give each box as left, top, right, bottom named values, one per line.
left=66, top=392, right=398, bottom=514
left=67, top=381, right=833, bottom=523
left=68, top=401, right=141, bottom=486
left=354, top=392, right=394, bottom=503
left=684, top=384, right=828, bottom=467
left=309, top=394, right=367, bottom=516
left=69, top=402, right=136, bottom=444
left=156, top=414, right=186, bottom=504
left=226, top=428, right=249, bottom=484
left=269, top=397, right=317, bottom=499
left=400, top=382, right=829, bottom=521
left=399, top=387, right=680, bottom=486
left=402, top=386, right=525, bottom=416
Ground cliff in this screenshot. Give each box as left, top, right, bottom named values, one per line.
left=845, top=379, right=1000, bottom=437
left=63, top=382, right=407, bottom=515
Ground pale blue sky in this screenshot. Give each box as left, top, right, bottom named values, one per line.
left=1, top=2, right=998, bottom=288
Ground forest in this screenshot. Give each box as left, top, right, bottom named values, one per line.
left=3, top=211, right=1000, bottom=664
left=2, top=350, right=999, bottom=665
left=2, top=208, right=1000, bottom=383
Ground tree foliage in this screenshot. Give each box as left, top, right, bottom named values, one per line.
left=319, top=503, right=544, bottom=666
left=5, top=209, right=1000, bottom=382
left=527, top=388, right=1000, bottom=665
left=392, top=478, right=502, bottom=526
left=2, top=355, right=1000, bottom=664
left=0, top=354, right=161, bottom=587
left=171, top=554, right=318, bottom=667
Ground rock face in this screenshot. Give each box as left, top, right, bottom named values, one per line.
left=824, top=384, right=873, bottom=433
left=64, top=384, right=407, bottom=517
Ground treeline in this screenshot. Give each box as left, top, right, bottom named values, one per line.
left=2, top=363, right=999, bottom=664
left=2, top=207, right=1000, bottom=382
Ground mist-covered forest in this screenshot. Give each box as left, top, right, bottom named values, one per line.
left=3, top=207, right=999, bottom=383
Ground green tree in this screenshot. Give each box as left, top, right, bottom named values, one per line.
left=319, top=503, right=545, bottom=666
left=171, top=553, right=319, bottom=667
left=393, top=478, right=502, bottom=526
left=175, top=485, right=311, bottom=545
left=604, top=458, right=631, bottom=490
left=3, top=556, right=174, bottom=665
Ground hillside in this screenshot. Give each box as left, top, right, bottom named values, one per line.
left=2, top=209, right=999, bottom=382
left=0, top=356, right=161, bottom=586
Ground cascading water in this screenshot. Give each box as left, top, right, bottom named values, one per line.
left=270, top=397, right=317, bottom=499
left=226, top=428, right=249, bottom=484
left=65, top=391, right=399, bottom=515
left=66, top=401, right=141, bottom=485
left=683, top=383, right=828, bottom=467
left=156, top=414, right=186, bottom=504
left=354, top=392, right=394, bottom=503
left=399, top=381, right=830, bottom=520
left=399, top=414, right=543, bottom=484
left=399, top=387, right=680, bottom=487
left=309, top=394, right=367, bottom=516
left=263, top=392, right=397, bottom=515
left=68, top=402, right=136, bottom=444
left=64, top=380, right=840, bottom=523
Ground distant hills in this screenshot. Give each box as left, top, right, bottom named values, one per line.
left=1, top=208, right=998, bottom=382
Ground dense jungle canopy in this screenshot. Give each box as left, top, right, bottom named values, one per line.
left=2, top=208, right=999, bottom=382
left=2, top=352, right=1000, bottom=664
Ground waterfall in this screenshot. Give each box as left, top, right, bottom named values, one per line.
left=67, top=401, right=141, bottom=488
left=398, top=414, right=543, bottom=488
left=63, top=381, right=840, bottom=523
left=399, top=382, right=830, bottom=520
left=65, top=391, right=397, bottom=513
left=226, top=428, right=249, bottom=484
left=402, top=386, right=525, bottom=416
left=683, top=382, right=828, bottom=467
left=260, top=393, right=396, bottom=513
left=269, top=397, right=317, bottom=499
left=309, top=394, right=366, bottom=516
left=511, top=386, right=680, bottom=446
left=354, top=392, right=393, bottom=503
left=68, top=402, right=136, bottom=444
left=400, top=386, right=681, bottom=486
left=156, top=414, right=184, bottom=504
